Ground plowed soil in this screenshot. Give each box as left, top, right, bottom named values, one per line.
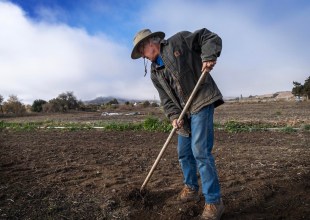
left=0, top=101, right=309, bottom=219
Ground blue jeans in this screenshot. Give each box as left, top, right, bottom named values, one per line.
left=177, top=104, right=221, bottom=203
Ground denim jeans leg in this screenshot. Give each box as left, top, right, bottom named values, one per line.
left=190, top=104, right=221, bottom=203
left=177, top=134, right=199, bottom=190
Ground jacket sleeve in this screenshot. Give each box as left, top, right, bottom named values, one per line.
left=151, top=72, right=191, bottom=137
left=150, top=71, right=181, bottom=121
left=182, top=28, right=222, bottom=62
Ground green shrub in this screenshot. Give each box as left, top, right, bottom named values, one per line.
left=281, top=126, right=296, bottom=133
left=105, top=122, right=142, bottom=131
left=143, top=117, right=172, bottom=132
left=31, top=99, right=47, bottom=112
left=0, top=121, right=39, bottom=131
left=224, top=121, right=250, bottom=132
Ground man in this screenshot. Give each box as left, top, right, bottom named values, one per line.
left=131, top=28, right=224, bottom=220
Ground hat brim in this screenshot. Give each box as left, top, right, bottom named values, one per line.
left=131, top=31, right=165, bottom=59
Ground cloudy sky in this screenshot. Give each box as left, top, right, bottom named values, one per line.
left=0, top=0, right=309, bottom=104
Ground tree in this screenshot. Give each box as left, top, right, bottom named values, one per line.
left=2, top=95, right=26, bottom=115
left=143, top=100, right=150, bottom=107
left=31, top=99, right=47, bottom=112
left=42, top=98, right=67, bottom=113
left=292, top=76, right=310, bottom=100
left=42, top=92, right=80, bottom=113
left=57, top=91, right=79, bottom=110
left=151, top=102, right=159, bottom=107
left=292, top=81, right=304, bottom=98
left=0, top=95, right=3, bottom=113
left=107, top=98, right=119, bottom=105
left=303, top=76, right=310, bottom=100
left=42, top=99, right=61, bottom=113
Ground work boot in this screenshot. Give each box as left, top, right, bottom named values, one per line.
left=201, top=199, right=224, bottom=220
left=177, top=185, right=200, bottom=202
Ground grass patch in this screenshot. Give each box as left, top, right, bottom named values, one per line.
left=1, top=119, right=307, bottom=133
left=105, top=122, right=142, bottom=131
left=303, top=124, right=310, bottom=131
left=0, top=121, right=42, bottom=131
left=222, top=121, right=270, bottom=132
left=218, top=121, right=303, bottom=133
left=0, top=117, right=173, bottom=132
left=224, top=121, right=251, bottom=132
left=281, top=126, right=297, bottom=133
left=143, top=117, right=172, bottom=132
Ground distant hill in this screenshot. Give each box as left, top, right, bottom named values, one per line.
left=83, top=96, right=159, bottom=105
left=251, top=91, right=294, bottom=100
left=85, top=91, right=295, bottom=105
left=226, top=91, right=295, bottom=102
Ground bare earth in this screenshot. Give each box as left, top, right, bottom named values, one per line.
left=0, top=101, right=309, bottom=219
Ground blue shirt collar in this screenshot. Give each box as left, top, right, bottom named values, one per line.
left=155, top=55, right=165, bottom=67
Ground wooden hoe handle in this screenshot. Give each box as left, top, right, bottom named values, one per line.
left=140, top=70, right=209, bottom=192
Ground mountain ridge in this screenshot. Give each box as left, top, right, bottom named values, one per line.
left=84, top=91, right=294, bottom=105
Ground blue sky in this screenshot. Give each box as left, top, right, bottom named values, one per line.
left=0, top=0, right=309, bottom=104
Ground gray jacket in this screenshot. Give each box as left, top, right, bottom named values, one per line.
left=150, top=28, right=224, bottom=136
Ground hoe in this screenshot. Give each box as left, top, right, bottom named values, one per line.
left=141, top=70, right=209, bottom=192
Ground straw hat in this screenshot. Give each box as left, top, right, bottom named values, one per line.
left=131, top=29, right=165, bottom=59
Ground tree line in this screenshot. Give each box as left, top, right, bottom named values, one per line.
left=1, top=76, right=308, bottom=115
left=0, top=92, right=158, bottom=115
left=292, top=76, right=310, bottom=100
left=0, top=92, right=82, bottom=115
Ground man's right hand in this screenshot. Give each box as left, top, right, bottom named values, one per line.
left=202, top=60, right=216, bottom=73
left=172, top=119, right=184, bottom=130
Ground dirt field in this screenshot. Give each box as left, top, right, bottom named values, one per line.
left=0, top=101, right=309, bottom=219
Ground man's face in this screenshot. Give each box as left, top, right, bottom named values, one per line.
left=139, top=40, right=159, bottom=62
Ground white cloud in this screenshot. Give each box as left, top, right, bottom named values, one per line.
left=0, top=1, right=158, bottom=104
left=138, top=0, right=310, bottom=97
left=0, top=0, right=309, bottom=105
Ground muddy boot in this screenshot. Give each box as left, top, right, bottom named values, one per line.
left=201, top=199, right=224, bottom=220
left=177, top=185, right=200, bottom=203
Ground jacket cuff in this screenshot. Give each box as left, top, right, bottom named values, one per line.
left=201, top=56, right=217, bottom=62
left=169, top=114, right=179, bottom=122
left=177, top=128, right=190, bottom=137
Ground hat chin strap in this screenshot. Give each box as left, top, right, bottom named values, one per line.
left=144, top=58, right=148, bottom=77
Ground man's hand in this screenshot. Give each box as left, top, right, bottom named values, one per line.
left=172, top=119, right=184, bottom=130
left=202, top=60, right=216, bottom=73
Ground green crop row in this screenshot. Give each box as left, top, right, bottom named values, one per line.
left=0, top=119, right=308, bottom=133
left=218, top=121, right=309, bottom=133
left=0, top=117, right=173, bottom=132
